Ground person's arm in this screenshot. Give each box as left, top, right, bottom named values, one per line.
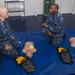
left=0, top=22, right=12, bottom=50
left=48, top=14, right=64, bottom=34
left=45, top=13, right=51, bottom=23
left=0, top=43, right=12, bottom=50
left=42, top=13, right=51, bottom=27
left=6, top=20, right=12, bottom=35
left=0, top=26, right=5, bottom=50
left=0, top=43, right=5, bottom=50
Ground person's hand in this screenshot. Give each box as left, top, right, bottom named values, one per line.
left=47, top=30, right=52, bottom=36
left=42, top=23, right=48, bottom=27
left=5, top=44, right=13, bottom=50
left=10, top=35, right=14, bottom=39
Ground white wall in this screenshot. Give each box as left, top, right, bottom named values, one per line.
left=0, top=0, right=4, bottom=6
left=25, top=0, right=44, bottom=16
left=61, top=0, right=74, bottom=14
left=22, top=0, right=75, bottom=15
left=25, top=0, right=75, bottom=15
left=72, top=0, right=75, bottom=14
left=56, top=0, right=75, bottom=14
left=1, top=0, right=44, bottom=16
left=0, top=0, right=75, bottom=16
left=55, top=0, right=62, bottom=12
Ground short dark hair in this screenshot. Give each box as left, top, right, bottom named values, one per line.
left=50, top=3, right=59, bottom=10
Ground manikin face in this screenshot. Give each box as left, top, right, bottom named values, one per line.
left=26, top=50, right=33, bottom=58
left=49, top=5, right=58, bottom=15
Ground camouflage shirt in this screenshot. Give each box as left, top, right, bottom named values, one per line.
left=45, top=12, right=64, bottom=34
left=0, top=20, right=11, bottom=50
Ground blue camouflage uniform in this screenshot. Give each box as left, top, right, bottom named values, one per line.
left=0, top=20, right=20, bottom=57
left=42, top=12, right=65, bottom=47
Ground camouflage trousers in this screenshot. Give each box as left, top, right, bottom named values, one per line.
left=0, top=38, right=20, bottom=57
left=42, top=28, right=64, bottom=47
left=0, top=47, right=18, bottom=57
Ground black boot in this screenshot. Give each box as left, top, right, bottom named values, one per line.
left=62, top=34, right=66, bottom=38
left=48, top=36, right=53, bottom=43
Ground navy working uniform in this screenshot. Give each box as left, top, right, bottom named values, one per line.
left=42, top=12, right=65, bottom=47
left=0, top=20, right=20, bottom=57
